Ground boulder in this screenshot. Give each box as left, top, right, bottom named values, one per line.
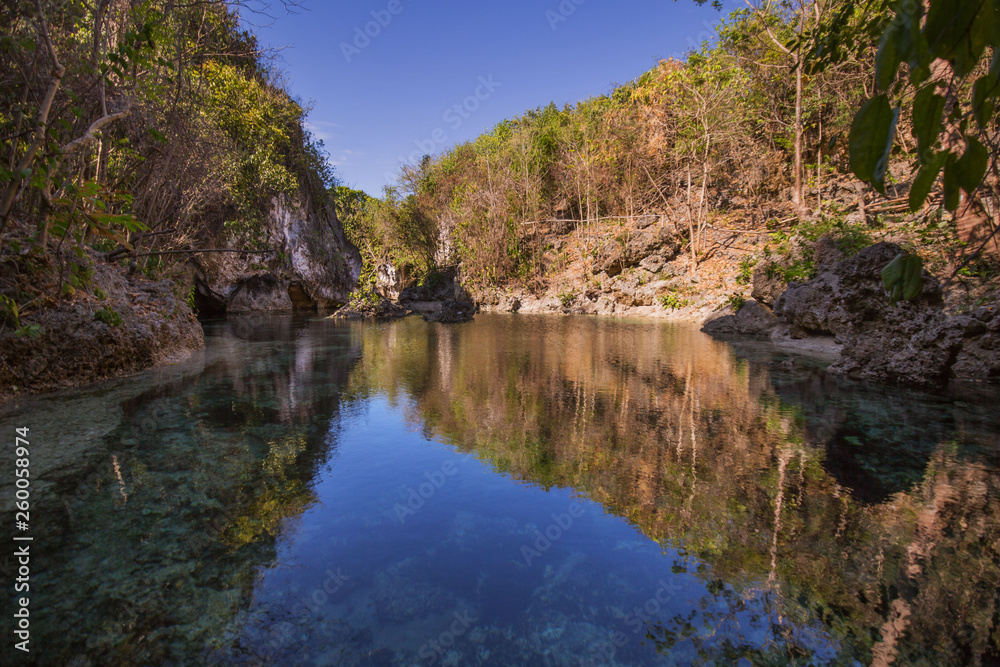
left=750, top=261, right=786, bottom=307
left=596, top=224, right=685, bottom=277
left=702, top=300, right=779, bottom=337
left=227, top=274, right=293, bottom=314
left=497, top=295, right=522, bottom=313
left=639, top=255, right=665, bottom=274
left=772, top=242, right=988, bottom=386
left=1, top=258, right=203, bottom=403
left=332, top=296, right=410, bottom=320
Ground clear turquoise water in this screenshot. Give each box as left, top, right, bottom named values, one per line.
left=2, top=314, right=999, bottom=666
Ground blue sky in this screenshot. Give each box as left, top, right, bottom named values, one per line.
left=249, top=0, right=737, bottom=196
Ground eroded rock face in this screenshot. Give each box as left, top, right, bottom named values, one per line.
left=702, top=300, right=779, bottom=337
left=227, top=274, right=293, bottom=314
left=772, top=242, right=995, bottom=385
left=1, top=260, right=203, bottom=402
left=596, top=224, right=685, bottom=277
left=376, top=262, right=416, bottom=300
left=192, top=187, right=361, bottom=314
left=751, top=261, right=786, bottom=307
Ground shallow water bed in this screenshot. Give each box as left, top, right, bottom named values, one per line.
left=2, top=314, right=999, bottom=666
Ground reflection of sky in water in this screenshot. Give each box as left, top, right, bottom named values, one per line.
left=220, top=396, right=841, bottom=665
left=2, top=315, right=997, bottom=666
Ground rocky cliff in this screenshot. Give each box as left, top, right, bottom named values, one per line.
left=189, top=186, right=361, bottom=315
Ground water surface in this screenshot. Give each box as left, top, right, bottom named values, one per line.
left=2, top=314, right=999, bottom=666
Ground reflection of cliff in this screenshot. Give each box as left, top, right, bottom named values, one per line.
left=346, top=314, right=1000, bottom=665
left=11, top=319, right=361, bottom=666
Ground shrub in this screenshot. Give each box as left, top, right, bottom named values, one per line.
left=94, top=307, right=123, bottom=327
left=659, top=293, right=690, bottom=309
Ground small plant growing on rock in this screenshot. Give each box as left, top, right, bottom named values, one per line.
left=736, top=257, right=758, bottom=285
left=1, top=295, right=20, bottom=329
left=659, top=293, right=690, bottom=310
left=726, top=292, right=747, bottom=311
left=558, top=291, right=575, bottom=307
left=95, top=307, right=123, bottom=327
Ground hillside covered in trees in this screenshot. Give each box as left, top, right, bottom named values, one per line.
left=0, top=0, right=359, bottom=398
left=335, top=0, right=999, bottom=320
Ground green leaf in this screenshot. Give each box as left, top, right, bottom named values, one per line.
left=881, top=253, right=924, bottom=304
left=876, top=23, right=902, bottom=90
left=925, top=0, right=992, bottom=77
left=912, top=86, right=945, bottom=159
left=849, top=95, right=899, bottom=194
left=972, top=77, right=997, bottom=128
left=910, top=151, right=946, bottom=211
left=955, top=135, right=989, bottom=192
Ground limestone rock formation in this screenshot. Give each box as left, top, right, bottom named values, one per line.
left=191, top=188, right=361, bottom=315
left=773, top=242, right=996, bottom=385
left=595, top=224, right=685, bottom=277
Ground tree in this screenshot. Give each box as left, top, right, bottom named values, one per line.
left=843, top=0, right=1000, bottom=262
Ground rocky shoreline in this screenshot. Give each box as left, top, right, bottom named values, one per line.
left=701, top=241, right=999, bottom=385
left=0, top=256, right=204, bottom=404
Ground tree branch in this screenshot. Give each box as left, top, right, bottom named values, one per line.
left=61, top=104, right=132, bottom=154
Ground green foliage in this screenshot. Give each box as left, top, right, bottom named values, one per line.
left=1, top=0, right=336, bottom=291
left=736, top=257, right=758, bottom=285
left=726, top=292, right=747, bottom=311
left=848, top=95, right=899, bottom=195
left=659, top=292, right=691, bottom=310
left=14, top=323, right=44, bottom=338
left=1, top=295, right=20, bottom=329
left=558, top=291, right=576, bottom=307
left=843, top=0, right=1000, bottom=212
left=881, top=252, right=924, bottom=304
left=94, top=307, right=123, bottom=327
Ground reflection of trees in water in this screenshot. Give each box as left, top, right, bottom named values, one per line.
left=347, top=315, right=1000, bottom=665
left=20, top=318, right=361, bottom=666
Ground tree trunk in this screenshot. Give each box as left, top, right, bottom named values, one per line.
left=687, top=166, right=697, bottom=274
left=793, top=55, right=803, bottom=210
